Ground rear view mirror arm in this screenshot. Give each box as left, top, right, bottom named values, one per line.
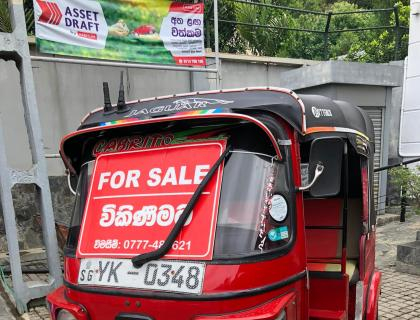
left=298, top=163, right=324, bottom=191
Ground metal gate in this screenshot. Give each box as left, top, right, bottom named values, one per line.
left=363, top=107, right=384, bottom=206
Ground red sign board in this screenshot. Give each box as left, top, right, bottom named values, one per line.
left=77, top=141, right=225, bottom=260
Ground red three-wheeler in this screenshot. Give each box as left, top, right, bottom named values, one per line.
left=47, top=86, right=381, bottom=320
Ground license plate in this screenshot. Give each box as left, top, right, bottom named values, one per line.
left=78, top=258, right=205, bottom=294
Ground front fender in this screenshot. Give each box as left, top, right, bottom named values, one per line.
left=47, top=286, right=89, bottom=320
left=365, top=270, right=381, bottom=320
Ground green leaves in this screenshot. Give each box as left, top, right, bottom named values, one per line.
left=0, top=0, right=12, bottom=33
left=0, top=0, right=35, bottom=34
left=235, top=0, right=290, bottom=56
left=212, top=0, right=410, bottom=63
left=390, top=166, right=420, bottom=209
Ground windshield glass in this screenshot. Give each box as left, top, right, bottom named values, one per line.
left=214, top=151, right=291, bottom=258
left=65, top=122, right=294, bottom=260
left=66, top=161, right=94, bottom=251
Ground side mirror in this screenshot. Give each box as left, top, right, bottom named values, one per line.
left=305, top=137, right=344, bottom=197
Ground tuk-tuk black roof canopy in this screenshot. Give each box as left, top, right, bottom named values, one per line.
left=62, top=88, right=374, bottom=172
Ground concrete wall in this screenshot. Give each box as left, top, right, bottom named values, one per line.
left=0, top=53, right=315, bottom=250
left=0, top=56, right=405, bottom=181
left=293, top=84, right=388, bottom=107
left=0, top=54, right=313, bottom=176
left=0, top=60, right=193, bottom=175
left=0, top=53, right=405, bottom=250
left=220, top=60, right=298, bottom=89
left=279, top=60, right=405, bottom=163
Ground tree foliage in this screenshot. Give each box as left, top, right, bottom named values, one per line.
left=0, top=0, right=12, bottom=33
left=212, top=0, right=410, bottom=63
left=389, top=166, right=420, bottom=211
left=0, top=0, right=34, bottom=34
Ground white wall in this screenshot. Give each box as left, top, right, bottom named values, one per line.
left=399, top=0, right=420, bottom=157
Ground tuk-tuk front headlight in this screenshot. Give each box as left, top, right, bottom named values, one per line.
left=57, top=309, right=77, bottom=320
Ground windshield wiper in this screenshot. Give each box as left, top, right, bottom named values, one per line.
left=131, top=146, right=231, bottom=268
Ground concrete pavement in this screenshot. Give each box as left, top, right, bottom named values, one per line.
left=376, top=214, right=420, bottom=320
left=379, top=268, right=420, bottom=320
left=0, top=291, right=15, bottom=320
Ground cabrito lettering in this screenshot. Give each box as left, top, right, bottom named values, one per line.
left=93, top=134, right=175, bottom=156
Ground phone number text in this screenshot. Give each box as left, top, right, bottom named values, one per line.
left=93, top=239, right=191, bottom=251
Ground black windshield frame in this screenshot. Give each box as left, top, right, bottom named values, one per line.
left=63, top=117, right=296, bottom=264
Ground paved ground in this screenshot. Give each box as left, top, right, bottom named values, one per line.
left=1, top=214, right=419, bottom=319
left=23, top=307, right=49, bottom=320
left=376, top=214, right=420, bottom=320
left=379, top=268, right=420, bottom=320
left=376, top=214, right=420, bottom=269
left=0, top=292, right=14, bottom=320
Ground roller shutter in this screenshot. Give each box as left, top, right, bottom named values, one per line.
left=362, top=107, right=383, bottom=207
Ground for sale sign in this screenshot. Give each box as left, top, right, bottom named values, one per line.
left=77, top=141, right=225, bottom=260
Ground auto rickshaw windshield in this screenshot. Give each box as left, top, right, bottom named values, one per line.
left=65, top=123, right=294, bottom=261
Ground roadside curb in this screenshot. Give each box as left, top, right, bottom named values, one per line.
left=377, top=214, right=401, bottom=227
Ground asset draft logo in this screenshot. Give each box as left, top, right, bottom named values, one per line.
left=34, top=0, right=108, bottom=49
left=36, top=0, right=62, bottom=25
left=311, top=106, right=333, bottom=118
left=125, top=98, right=234, bottom=118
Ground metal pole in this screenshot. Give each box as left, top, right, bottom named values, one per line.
left=394, top=4, right=401, bottom=61
left=214, top=0, right=221, bottom=89
left=0, top=119, right=26, bottom=312
left=324, top=12, right=332, bottom=60
left=31, top=56, right=218, bottom=73
left=216, top=19, right=324, bottom=34
left=400, top=165, right=407, bottom=222
left=231, top=0, right=328, bottom=16
left=374, top=157, right=420, bottom=172
left=341, top=142, right=348, bottom=274
left=206, top=0, right=214, bottom=49
left=0, top=0, right=62, bottom=313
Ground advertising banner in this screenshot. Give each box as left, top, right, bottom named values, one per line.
left=76, top=141, right=226, bottom=260
left=34, top=0, right=205, bottom=66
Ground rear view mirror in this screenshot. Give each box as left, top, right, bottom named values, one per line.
left=308, top=137, right=344, bottom=197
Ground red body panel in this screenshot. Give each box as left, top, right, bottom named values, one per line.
left=304, top=198, right=342, bottom=259
left=365, top=271, right=382, bottom=320
left=47, top=286, right=89, bottom=320
left=194, top=293, right=297, bottom=319
left=61, top=285, right=303, bottom=320
left=64, top=256, right=306, bottom=295
left=308, top=276, right=349, bottom=317
left=361, top=232, right=377, bottom=316
left=47, top=113, right=382, bottom=320
left=48, top=121, right=311, bottom=320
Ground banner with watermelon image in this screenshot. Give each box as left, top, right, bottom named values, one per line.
left=34, top=0, right=205, bottom=67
